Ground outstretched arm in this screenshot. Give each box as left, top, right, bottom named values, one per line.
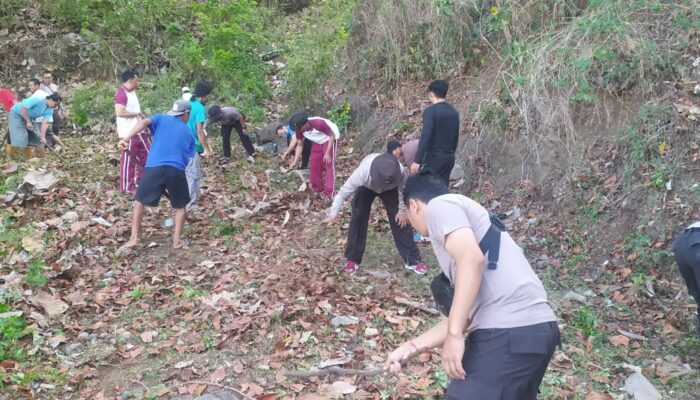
left=118, top=118, right=152, bottom=149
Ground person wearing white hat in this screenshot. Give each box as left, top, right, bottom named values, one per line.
left=181, top=86, right=192, bottom=101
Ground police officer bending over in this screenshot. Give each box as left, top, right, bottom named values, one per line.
left=384, top=171, right=560, bottom=399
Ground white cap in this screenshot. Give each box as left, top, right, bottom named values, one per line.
left=181, top=86, right=190, bottom=93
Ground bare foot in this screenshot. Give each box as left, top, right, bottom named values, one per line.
left=173, top=238, right=190, bottom=249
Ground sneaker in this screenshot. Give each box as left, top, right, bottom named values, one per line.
left=342, top=261, right=358, bottom=275
left=247, top=155, right=255, bottom=163
left=405, top=262, right=427, bottom=275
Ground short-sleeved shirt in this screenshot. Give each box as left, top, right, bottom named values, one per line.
left=32, top=90, right=49, bottom=99
left=295, top=117, right=340, bottom=144
left=10, top=96, right=53, bottom=120
left=145, top=114, right=195, bottom=171
left=39, top=83, right=58, bottom=95
left=205, top=107, right=242, bottom=126
left=426, top=194, right=556, bottom=331
left=0, top=89, right=18, bottom=111
left=114, top=86, right=142, bottom=139
left=188, top=98, right=206, bottom=153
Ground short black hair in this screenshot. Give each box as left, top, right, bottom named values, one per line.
left=42, top=70, right=52, bottom=76
left=403, top=170, right=449, bottom=205
left=28, top=78, right=40, bottom=86
left=207, top=105, right=222, bottom=118
left=276, top=125, right=284, bottom=131
left=121, top=70, right=138, bottom=83
left=428, top=79, right=449, bottom=99
left=193, top=81, right=213, bottom=98
left=46, top=93, right=61, bottom=102
left=386, top=139, right=401, bottom=153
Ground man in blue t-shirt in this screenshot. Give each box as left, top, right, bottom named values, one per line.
left=8, top=93, right=61, bottom=157
left=117, top=100, right=195, bottom=250
left=185, top=81, right=213, bottom=208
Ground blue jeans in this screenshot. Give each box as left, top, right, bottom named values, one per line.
left=8, top=112, right=40, bottom=147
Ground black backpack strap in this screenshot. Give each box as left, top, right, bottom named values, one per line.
left=479, top=215, right=505, bottom=270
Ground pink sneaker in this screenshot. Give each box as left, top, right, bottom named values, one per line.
left=405, top=262, right=427, bottom=275
left=342, top=261, right=359, bottom=275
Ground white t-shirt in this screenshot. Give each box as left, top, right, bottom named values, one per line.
left=114, top=86, right=142, bottom=139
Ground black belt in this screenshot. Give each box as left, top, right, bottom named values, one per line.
left=479, top=215, right=505, bottom=270
left=686, top=227, right=700, bottom=233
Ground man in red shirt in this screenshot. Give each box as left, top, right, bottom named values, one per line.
left=288, top=113, right=340, bottom=198
left=1, top=88, right=18, bottom=151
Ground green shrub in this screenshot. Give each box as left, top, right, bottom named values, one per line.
left=328, top=101, right=352, bottom=133
left=0, top=304, right=30, bottom=362
left=283, top=0, right=358, bottom=107
left=70, top=83, right=115, bottom=127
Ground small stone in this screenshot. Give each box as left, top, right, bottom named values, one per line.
left=364, top=327, right=379, bottom=337
left=103, top=271, right=115, bottom=278
left=77, top=332, right=90, bottom=341
left=65, top=342, right=85, bottom=356
left=62, top=211, right=79, bottom=223
left=563, top=291, right=587, bottom=304
left=121, top=332, right=132, bottom=339
left=450, top=165, right=465, bottom=180
left=331, top=315, right=359, bottom=326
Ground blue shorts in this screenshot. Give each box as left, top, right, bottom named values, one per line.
left=8, top=112, right=40, bottom=147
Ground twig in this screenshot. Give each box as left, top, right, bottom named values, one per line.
left=394, top=297, right=440, bottom=316
left=131, top=380, right=149, bottom=392
left=617, top=329, right=648, bottom=341
left=284, top=348, right=430, bottom=379
left=174, top=380, right=254, bottom=400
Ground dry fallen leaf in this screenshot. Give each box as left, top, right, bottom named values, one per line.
left=585, top=390, right=613, bottom=400
left=609, top=334, right=630, bottom=347
left=140, top=331, right=157, bottom=343
left=210, top=366, right=226, bottom=383
left=30, top=291, right=69, bottom=317
left=22, top=235, right=44, bottom=253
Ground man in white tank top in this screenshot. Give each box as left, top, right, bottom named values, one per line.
left=115, top=70, right=151, bottom=195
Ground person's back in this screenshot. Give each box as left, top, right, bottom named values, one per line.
left=424, top=102, right=459, bottom=155
left=146, top=114, right=194, bottom=171
left=412, top=80, right=460, bottom=185
left=0, top=89, right=17, bottom=111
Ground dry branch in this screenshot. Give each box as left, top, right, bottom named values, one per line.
left=394, top=296, right=440, bottom=316
left=284, top=348, right=430, bottom=379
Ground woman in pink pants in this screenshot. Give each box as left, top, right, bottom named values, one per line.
left=288, top=113, right=341, bottom=198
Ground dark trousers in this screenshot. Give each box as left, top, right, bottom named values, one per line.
left=673, top=228, right=700, bottom=317
left=446, top=321, right=560, bottom=400
left=52, top=109, right=60, bottom=136
left=286, top=135, right=312, bottom=169
left=345, top=186, right=421, bottom=265
left=221, top=121, right=255, bottom=157
left=425, top=152, right=455, bottom=187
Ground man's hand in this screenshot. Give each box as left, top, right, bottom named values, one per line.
left=395, top=211, right=409, bottom=228
left=442, top=334, right=466, bottom=380
left=322, top=215, right=337, bottom=225
left=26, top=122, right=34, bottom=131
left=410, top=162, right=421, bottom=174
left=39, top=136, right=47, bottom=145
left=203, top=148, right=213, bottom=158
left=323, top=152, right=332, bottom=164
left=383, top=342, right=417, bottom=374
left=118, top=139, right=128, bottom=151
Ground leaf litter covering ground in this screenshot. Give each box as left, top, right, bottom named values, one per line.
left=0, top=134, right=698, bottom=399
